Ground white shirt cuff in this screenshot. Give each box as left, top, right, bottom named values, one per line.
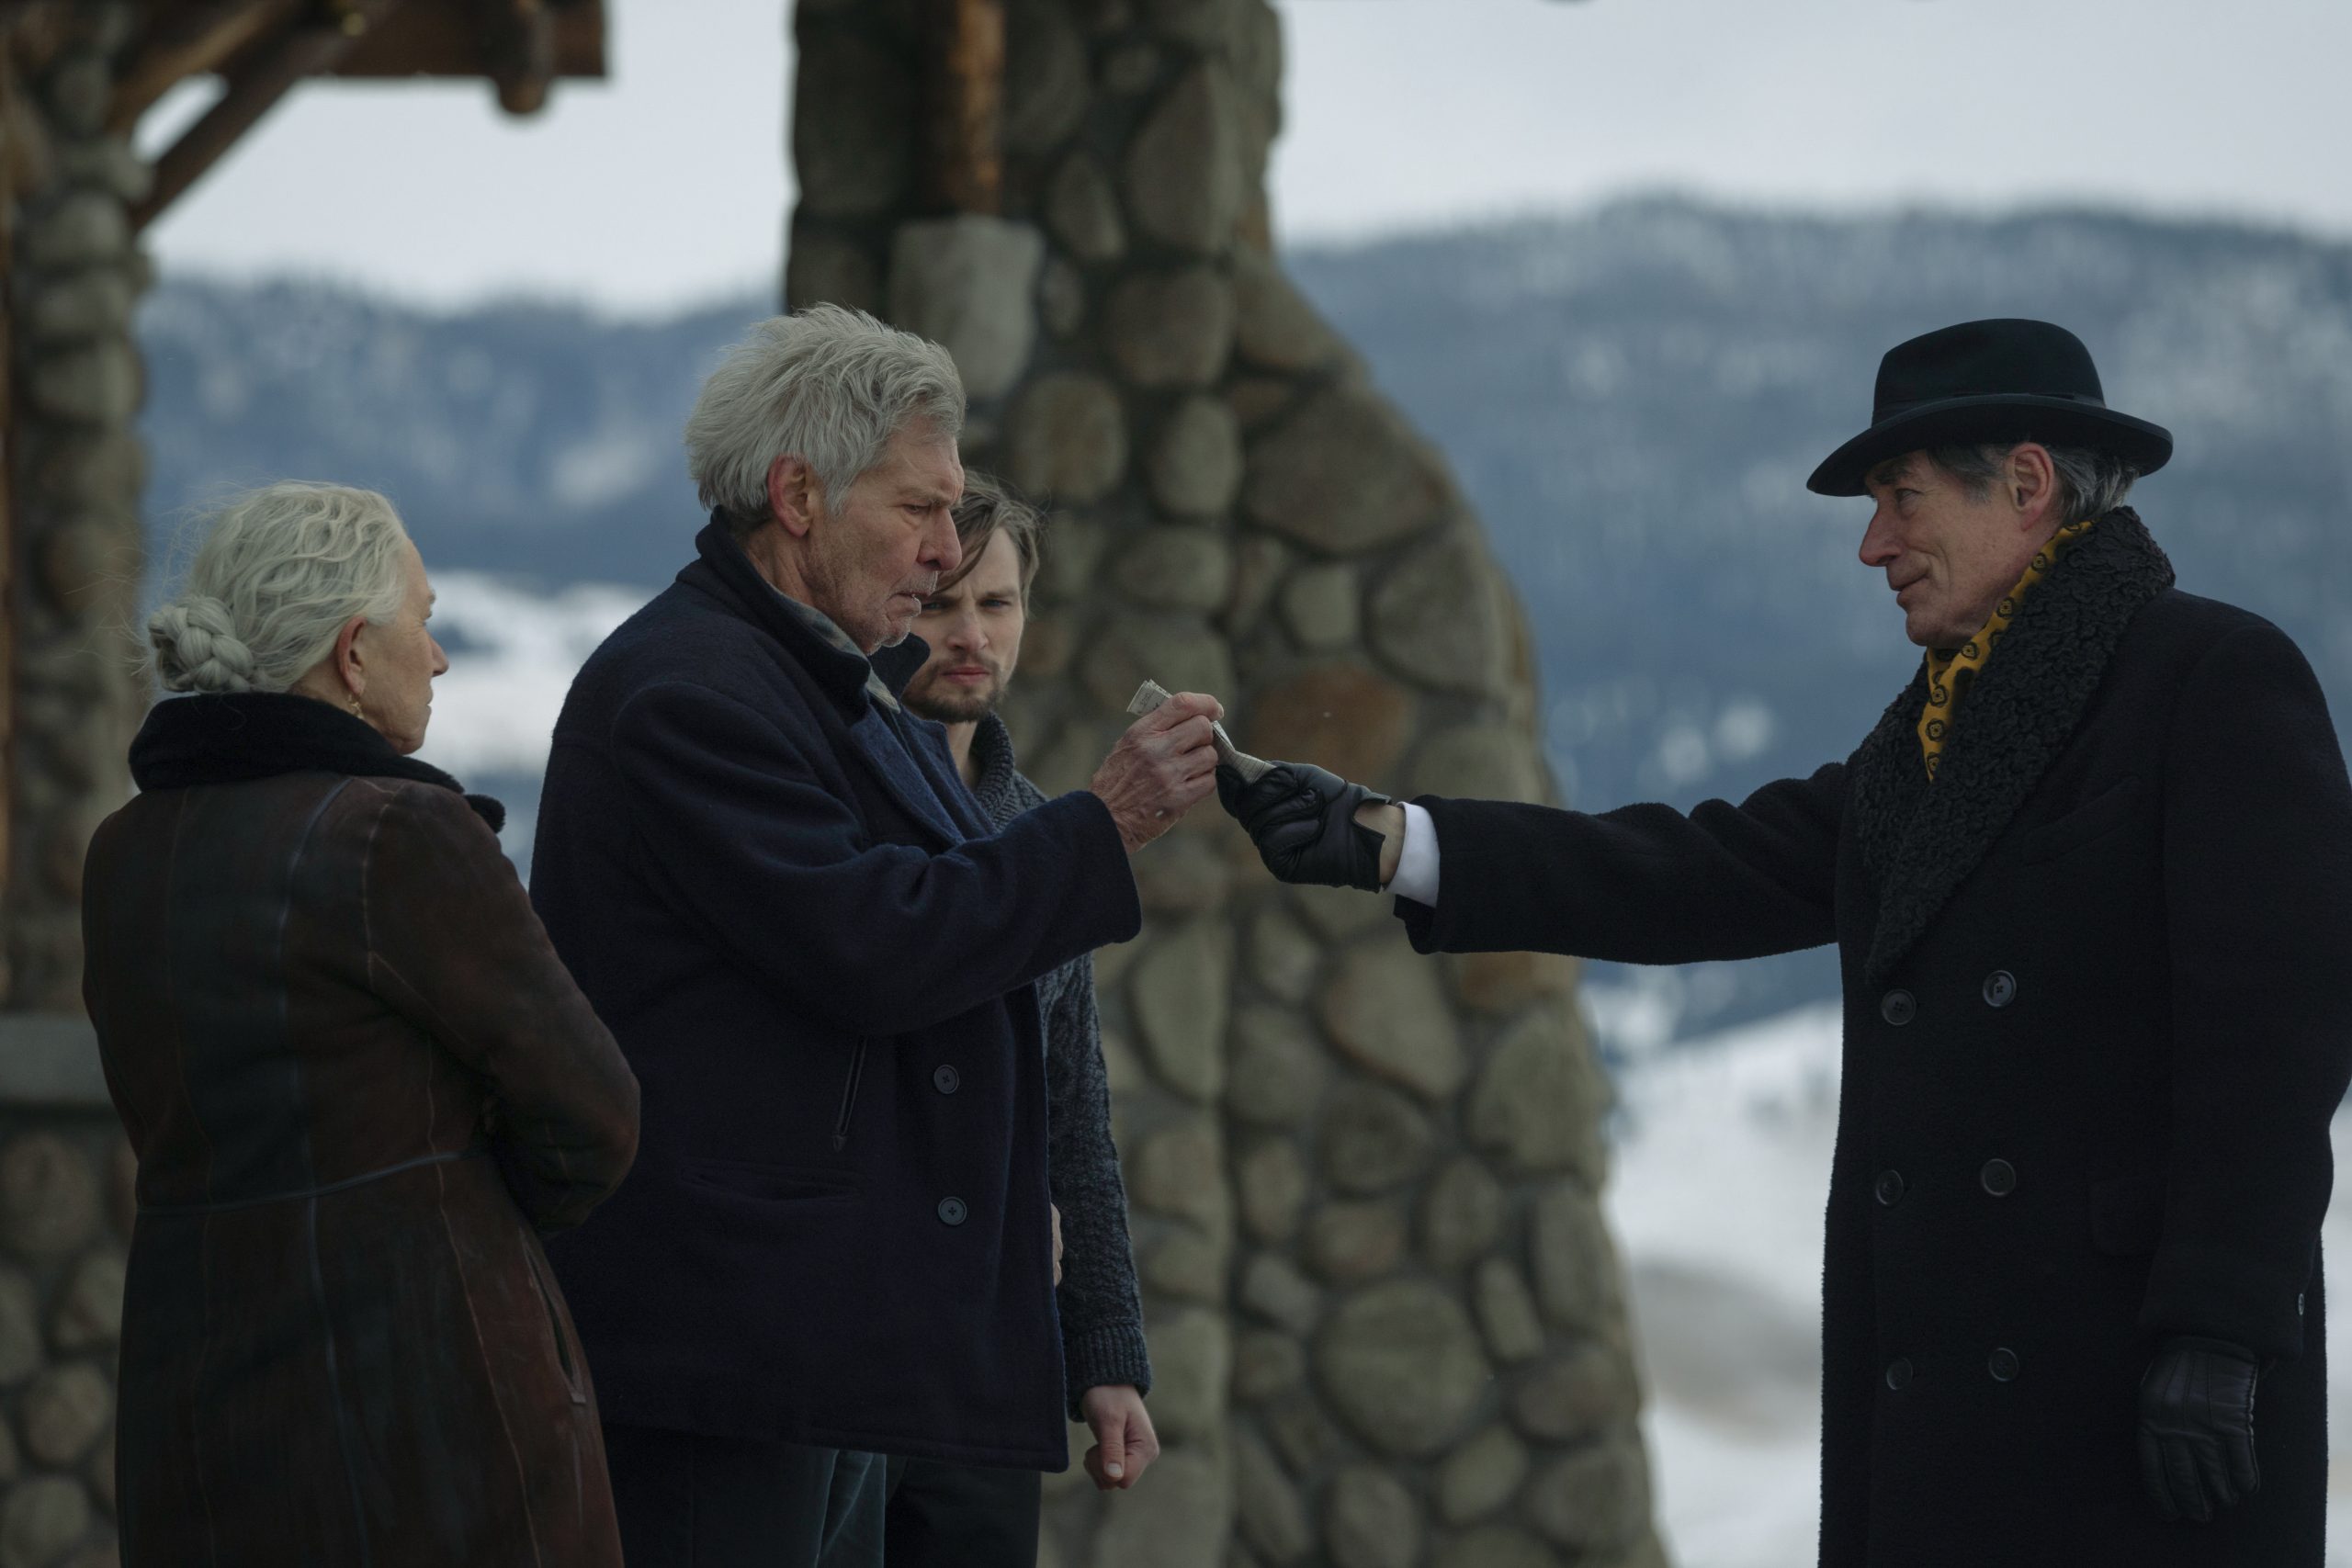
left=1387, top=800, right=1442, bottom=906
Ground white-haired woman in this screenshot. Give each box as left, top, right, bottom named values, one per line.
left=83, top=481, right=640, bottom=1568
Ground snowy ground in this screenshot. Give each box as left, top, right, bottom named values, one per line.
left=1607, top=1002, right=2352, bottom=1568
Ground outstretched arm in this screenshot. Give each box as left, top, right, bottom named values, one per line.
left=612, top=680, right=1141, bottom=1036
left=1222, top=760, right=1845, bottom=965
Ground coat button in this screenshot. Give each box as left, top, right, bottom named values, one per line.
left=1988, top=1348, right=2020, bottom=1382
left=1984, top=971, right=2018, bottom=1008
left=933, top=1065, right=960, bottom=1095
left=937, top=1197, right=967, bottom=1226
left=1980, top=1158, right=2017, bottom=1197
left=1885, top=1358, right=1914, bottom=1391
left=1881, top=989, right=1917, bottom=1026
left=1874, top=1170, right=1905, bottom=1207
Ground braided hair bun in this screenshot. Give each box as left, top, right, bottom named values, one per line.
left=148, top=594, right=260, bottom=694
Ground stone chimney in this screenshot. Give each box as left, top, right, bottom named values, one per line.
left=788, top=2, right=1667, bottom=1563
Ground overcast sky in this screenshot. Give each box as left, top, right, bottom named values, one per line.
left=141, top=0, right=2352, bottom=314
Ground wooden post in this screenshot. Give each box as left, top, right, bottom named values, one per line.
left=920, top=0, right=1004, bottom=216
left=0, top=24, right=21, bottom=960
left=105, top=0, right=300, bottom=138
left=130, top=0, right=408, bottom=233
left=482, top=0, right=557, bottom=117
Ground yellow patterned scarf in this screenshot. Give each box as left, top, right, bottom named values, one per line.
left=1917, top=517, right=2096, bottom=779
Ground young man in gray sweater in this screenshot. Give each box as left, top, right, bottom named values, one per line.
left=890, top=471, right=1159, bottom=1564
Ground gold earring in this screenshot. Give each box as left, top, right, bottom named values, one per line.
left=347, top=693, right=363, bottom=717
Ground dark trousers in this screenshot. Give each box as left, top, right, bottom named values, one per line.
left=883, top=1456, right=1041, bottom=1568
left=604, top=1424, right=888, bottom=1568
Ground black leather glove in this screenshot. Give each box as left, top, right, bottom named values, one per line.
left=2137, top=1336, right=2261, bottom=1524
left=1216, top=761, right=1394, bottom=892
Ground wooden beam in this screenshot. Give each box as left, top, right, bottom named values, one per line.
left=0, top=28, right=21, bottom=964
left=106, top=0, right=301, bottom=137
left=129, top=0, right=408, bottom=234
left=325, top=0, right=605, bottom=88
left=921, top=0, right=1005, bottom=215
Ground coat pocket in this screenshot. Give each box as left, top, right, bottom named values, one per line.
left=680, top=1156, right=863, bottom=1204
left=2089, top=1171, right=2166, bottom=1257
left=2012, top=776, right=2142, bottom=865
left=521, top=1236, right=590, bottom=1405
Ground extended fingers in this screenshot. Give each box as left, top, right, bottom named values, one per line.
left=2165, top=1435, right=2211, bottom=1523
left=2140, top=1426, right=2178, bottom=1522
left=2191, top=1435, right=2237, bottom=1513
left=2223, top=1423, right=2260, bottom=1498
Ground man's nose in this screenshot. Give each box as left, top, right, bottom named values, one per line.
left=1858, top=505, right=1899, bottom=569
left=927, top=513, right=964, bottom=577
left=943, top=608, right=985, bottom=653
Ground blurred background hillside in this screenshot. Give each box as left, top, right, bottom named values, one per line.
left=137, top=196, right=2352, bottom=1052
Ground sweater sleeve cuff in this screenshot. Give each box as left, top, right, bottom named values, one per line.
left=1063, top=1320, right=1153, bottom=1419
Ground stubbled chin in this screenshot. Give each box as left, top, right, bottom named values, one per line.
left=908, top=683, right=994, bottom=724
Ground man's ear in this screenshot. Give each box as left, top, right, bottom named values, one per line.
left=767, top=455, right=821, bottom=540
left=2007, top=443, right=2060, bottom=529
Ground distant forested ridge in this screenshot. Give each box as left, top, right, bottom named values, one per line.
left=139, top=198, right=2352, bottom=1043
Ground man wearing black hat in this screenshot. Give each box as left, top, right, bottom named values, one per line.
left=1217, top=319, right=2352, bottom=1566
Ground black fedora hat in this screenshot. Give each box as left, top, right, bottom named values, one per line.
left=1806, top=318, right=2173, bottom=497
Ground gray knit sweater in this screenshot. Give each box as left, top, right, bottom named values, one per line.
left=967, top=713, right=1152, bottom=1410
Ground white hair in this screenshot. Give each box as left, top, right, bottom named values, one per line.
left=1930, top=442, right=2139, bottom=525
left=684, top=304, right=965, bottom=533
left=147, top=482, right=413, bottom=695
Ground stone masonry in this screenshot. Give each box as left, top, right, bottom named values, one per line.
left=0, top=1094, right=130, bottom=1568
left=5, top=2, right=152, bottom=1013
left=792, top=3, right=1668, bottom=1563
left=0, top=9, right=151, bottom=1559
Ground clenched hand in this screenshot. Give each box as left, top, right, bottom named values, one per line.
left=1079, top=1384, right=1159, bottom=1491
left=1091, top=693, right=1225, bottom=853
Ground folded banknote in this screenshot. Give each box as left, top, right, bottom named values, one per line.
left=1127, top=680, right=1272, bottom=784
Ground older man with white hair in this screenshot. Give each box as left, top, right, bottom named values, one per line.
left=530, top=305, right=1222, bottom=1568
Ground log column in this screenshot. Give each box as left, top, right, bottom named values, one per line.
left=6, top=2, right=149, bottom=1012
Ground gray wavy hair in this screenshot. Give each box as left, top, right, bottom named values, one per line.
left=684, top=304, right=965, bottom=536
left=147, top=482, right=413, bottom=695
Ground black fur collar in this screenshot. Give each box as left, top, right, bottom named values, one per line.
left=1845, top=507, right=2175, bottom=985
left=130, top=692, right=505, bottom=832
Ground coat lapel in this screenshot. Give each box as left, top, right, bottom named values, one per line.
left=842, top=709, right=978, bottom=848
left=1844, top=508, right=2176, bottom=986
left=682, top=519, right=984, bottom=849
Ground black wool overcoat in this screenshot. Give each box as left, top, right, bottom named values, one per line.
left=1400, top=513, right=2352, bottom=1566
left=530, top=520, right=1141, bottom=1469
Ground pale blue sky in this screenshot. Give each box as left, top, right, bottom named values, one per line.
left=141, top=0, right=2352, bottom=313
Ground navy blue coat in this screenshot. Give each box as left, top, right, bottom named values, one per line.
left=530, top=521, right=1141, bottom=1469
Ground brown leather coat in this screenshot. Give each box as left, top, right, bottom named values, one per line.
left=83, top=762, right=640, bottom=1568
